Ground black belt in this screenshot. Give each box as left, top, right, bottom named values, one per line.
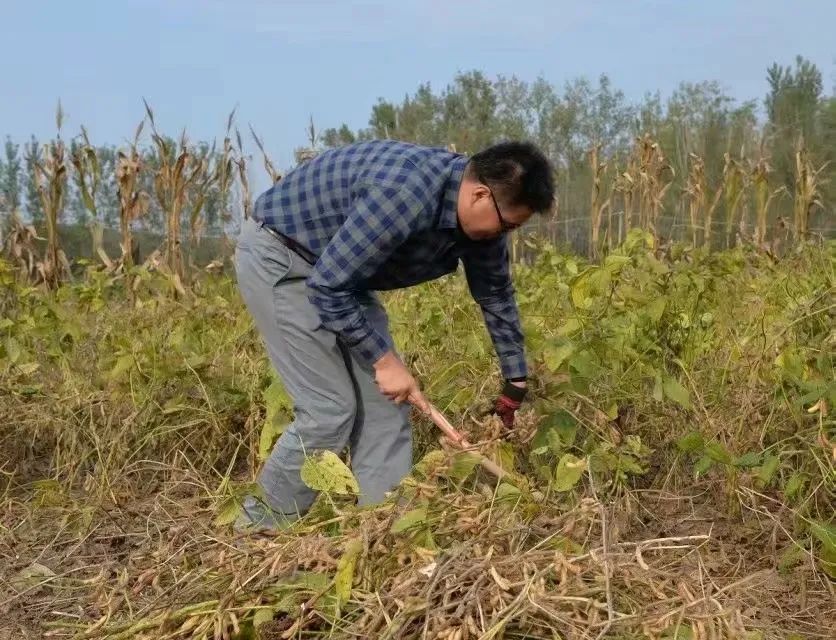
left=254, top=218, right=317, bottom=266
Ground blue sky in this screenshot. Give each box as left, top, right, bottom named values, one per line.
left=2, top=1, right=834, bottom=193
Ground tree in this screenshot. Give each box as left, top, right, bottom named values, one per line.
left=439, top=70, right=498, bottom=152
left=396, top=83, right=441, bottom=145
left=494, top=75, right=531, bottom=141
left=765, top=55, right=824, bottom=189
left=368, top=99, right=398, bottom=139
left=321, top=124, right=356, bottom=148
left=1, top=137, right=22, bottom=213
left=817, top=94, right=836, bottom=214
left=23, top=136, right=45, bottom=224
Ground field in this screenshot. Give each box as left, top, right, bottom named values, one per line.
left=1, top=227, right=833, bottom=639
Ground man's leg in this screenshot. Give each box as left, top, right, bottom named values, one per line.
left=346, top=294, right=413, bottom=506
left=233, top=219, right=359, bottom=522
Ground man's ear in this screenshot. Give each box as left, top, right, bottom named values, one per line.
left=470, top=183, right=489, bottom=206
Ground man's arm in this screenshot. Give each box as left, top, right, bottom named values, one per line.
left=461, top=236, right=528, bottom=381
left=305, top=182, right=424, bottom=368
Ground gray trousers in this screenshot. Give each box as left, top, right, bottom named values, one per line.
left=233, top=217, right=412, bottom=518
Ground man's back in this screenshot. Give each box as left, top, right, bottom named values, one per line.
left=254, top=139, right=463, bottom=259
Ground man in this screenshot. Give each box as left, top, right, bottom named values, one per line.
left=233, top=139, right=554, bottom=531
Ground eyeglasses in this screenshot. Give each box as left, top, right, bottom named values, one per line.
left=486, top=187, right=522, bottom=232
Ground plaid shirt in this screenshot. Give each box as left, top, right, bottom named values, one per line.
left=252, top=139, right=527, bottom=380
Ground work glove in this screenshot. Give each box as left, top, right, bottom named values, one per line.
left=493, top=380, right=527, bottom=429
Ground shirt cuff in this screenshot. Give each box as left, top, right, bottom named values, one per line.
left=349, top=328, right=391, bottom=370
left=499, top=355, right=528, bottom=380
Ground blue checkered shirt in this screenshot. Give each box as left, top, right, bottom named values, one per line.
left=252, top=139, right=527, bottom=380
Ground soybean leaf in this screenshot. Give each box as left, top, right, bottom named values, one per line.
left=300, top=451, right=359, bottom=496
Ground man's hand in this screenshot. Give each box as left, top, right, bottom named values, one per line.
left=373, top=351, right=429, bottom=412
left=494, top=380, right=527, bottom=429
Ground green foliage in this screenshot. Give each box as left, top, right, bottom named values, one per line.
left=300, top=451, right=360, bottom=496
left=1, top=230, right=834, bottom=589
left=553, top=454, right=586, bottom=492
left=259, top=371, right=292, bottom=461
left=810, top=520, right=836, bottom=578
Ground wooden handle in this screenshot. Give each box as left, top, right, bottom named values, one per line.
left=416, top=398, right=509, bottom=482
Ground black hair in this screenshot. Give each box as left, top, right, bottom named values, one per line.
left=466, top=141, right=555, bottom=214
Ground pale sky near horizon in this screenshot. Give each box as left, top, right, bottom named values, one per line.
left=1, top=1, right=834, bottom=193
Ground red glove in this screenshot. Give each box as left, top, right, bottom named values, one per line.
left=493, top=380, right=527, bottom=429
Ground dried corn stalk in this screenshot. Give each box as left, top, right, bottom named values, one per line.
left=116, top=121, right=150, bottom=271
left=750, top=155, right=786, bottom=246
left=234, top=129, right=251, bottom=221
left=588, top=143, right=610, bottom=257
left=32, top=104, right=70, bottom=289
left=684, top=153, right=706, bottom=247
left=722, top=153, right=747, bottom=247
left=793, top=143, right=828, bottom=239
left=215, top=110, right=237, bottom=228
left=145, top=101, right=202, bottom=290
left=634, top=134, right=674, bottom=242
left=250, top=125, right=282, bottom=183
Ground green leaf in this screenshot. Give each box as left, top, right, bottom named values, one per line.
left=391, top=506, right=428, bottom=534
left=734, top=451, right=762, bottom=468
left=494, top=442, right=515, bottom=471
left=495, top=482, right=521, bottom=504
left=335, top=539, right=362, bottom=602
left=258, top=419, right=284, bottom=461
left=754, top=454, right=780, bottom=487
left=109, top=354, right=134, bottom=381
left=531, top=410, right=578, bottom=455
left=705, top=441, right=733, bottom=465
left=557, top=317, right=582, bottom=336
left=652, top=372, right=664, bottom=402
left=647, top=297, right=666, bottom=324
left=264, top=373, right=292, bottom=427
left=676, top=431, right=704, bottom=454
left=213, top=496, right=242, bottom=526
left=10, top=562, right=56, bottom=592
left=694, top=455, right=714, bottom=477
left=571, top=268, right=595, bottom=309
left=543, top=340, right=574, bottom=372
left=569, top=350, right=596, bottom=378
left=775, top=347, right=804, bottom=380
left=289, top=570, right=330, bottom=591
left=663, top=376, right=691, bottom=409
left=553, top=454, right=586, bottom=492
left=300, top=451, right=359, bottom=496
left=448, top=452, right=481, bottom=482
left=252, top=607, right=277, bottom=628
left=603, top=253, right=631, bottom=274
left=783, top=472, right=806, bottom=501
left=810, top=520, right=836, bottom=579
left=5, top=336, right=22, bottom=364
left=414, top=450, right=446, bottom=479
left=778, top=544, right=805, bottom=573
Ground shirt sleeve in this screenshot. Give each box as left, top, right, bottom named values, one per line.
left=461, top=236, right=528, bottom=380
left=305, top=182, right=425, bottom=367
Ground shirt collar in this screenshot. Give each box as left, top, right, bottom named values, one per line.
left=438, top=155, right=469, bottom=230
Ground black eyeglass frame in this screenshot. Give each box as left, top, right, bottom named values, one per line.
left=480, top=179, right=522, bottom=232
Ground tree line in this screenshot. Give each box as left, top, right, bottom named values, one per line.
left=0, top=55, right=833, bottom=264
